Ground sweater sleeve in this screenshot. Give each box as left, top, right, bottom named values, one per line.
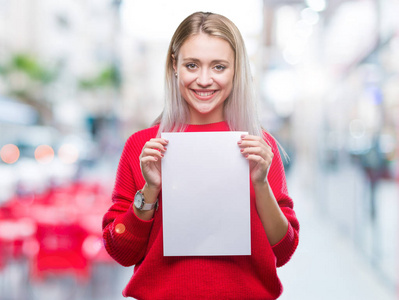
left=102, top=133, right=153, bottom=267
left=264, top=133, right=299, bottom=267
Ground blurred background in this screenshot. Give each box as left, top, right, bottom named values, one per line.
left=0, top=0, right=398, bottom=299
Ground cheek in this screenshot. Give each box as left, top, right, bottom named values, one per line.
left=220, top=77, right=234, bottom=93
left=179, top=72, right=196, bottom=87
left=217, top=71, right=234, bottom=88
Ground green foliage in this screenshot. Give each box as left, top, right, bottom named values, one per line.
left=0, top=53, right=120, bottom=91
left=79, top=64, right=120, bottom=90
left=0, top=53, right=58, bottom=83
left=0, top=64, right=5, bottom=75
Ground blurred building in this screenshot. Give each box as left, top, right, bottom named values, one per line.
left=0, top=0, right=123, bottom=212
left=261, top=0, right=399, bottom=293
left=0, top=0, right=122, bottom=132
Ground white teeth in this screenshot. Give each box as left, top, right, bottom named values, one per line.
left=195, top=91, right=215, bottom=96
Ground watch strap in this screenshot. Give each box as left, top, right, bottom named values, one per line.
left=142, top=201, right=158, bottom=211
left=135, top=189, right=159, bottom=211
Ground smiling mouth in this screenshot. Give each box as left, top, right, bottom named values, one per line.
left=193, top=90, right=217, bottom=97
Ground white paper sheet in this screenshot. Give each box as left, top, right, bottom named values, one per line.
left=161, top=131, right=251, bottom=256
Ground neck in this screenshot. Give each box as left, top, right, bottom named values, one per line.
left=189, top=112, right=225, bottom=125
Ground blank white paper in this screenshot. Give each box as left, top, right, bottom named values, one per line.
left=161, top=131, right=251, bottom=256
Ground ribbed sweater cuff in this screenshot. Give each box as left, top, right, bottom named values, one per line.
left=118, top=203, right=154, bottom=240
left=271, top=222, right=296, bottom=263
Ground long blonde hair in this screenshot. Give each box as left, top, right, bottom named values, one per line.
left=153, top=11, right=262, bottom=137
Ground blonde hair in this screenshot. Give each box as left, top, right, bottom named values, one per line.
left=154, top=11, right=262, bottom=137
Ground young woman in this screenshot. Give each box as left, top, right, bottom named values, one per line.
left=102, top=11, right=299, bottom=300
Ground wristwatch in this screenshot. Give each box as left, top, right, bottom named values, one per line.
left=134, top=190, right=158, bottom=211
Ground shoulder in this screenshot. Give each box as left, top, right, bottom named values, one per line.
left=261, top=130, right=278, bottom=152
left=262, top=130, right=289, bottom=169
left=130, top=124, right=159, bottom=140
left=125, top=124, right=160, bottom=150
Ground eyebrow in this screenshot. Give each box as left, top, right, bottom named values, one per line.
left=181, top=58, right=231, bottom=65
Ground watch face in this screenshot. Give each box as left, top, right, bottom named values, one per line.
left=134, top=192, right=143, bottom=209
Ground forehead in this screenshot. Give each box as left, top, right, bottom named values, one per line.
left=178, top=33, right=234, bottom=62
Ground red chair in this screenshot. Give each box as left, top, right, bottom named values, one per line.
left=30, top=223, right=89, bottom=282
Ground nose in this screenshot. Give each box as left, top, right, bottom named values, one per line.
left=196, top=69, right=213, bottom=87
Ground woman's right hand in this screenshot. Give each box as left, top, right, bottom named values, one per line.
left=139, top=138, right=168, bottom=190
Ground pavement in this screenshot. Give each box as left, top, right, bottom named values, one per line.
left=278, top=161, right=398, bottom=300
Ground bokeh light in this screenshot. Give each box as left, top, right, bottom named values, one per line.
left=34, top=145, right=54, bottom=164
left=301, top=8, right=320, bottom=25
left=306, top=0, right=327, bottom=12
left=58, top=144, right=80, bottom=164
left=82, top=235, right=103, bottom=258
left=0, top=144, right=20, bottom=164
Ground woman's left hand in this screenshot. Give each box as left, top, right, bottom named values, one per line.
left=238, top=134, right=274, bottom=185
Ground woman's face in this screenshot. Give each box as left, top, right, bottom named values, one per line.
left=174, top=33, right=235, bottom=124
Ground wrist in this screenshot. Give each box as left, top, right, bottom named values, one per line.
left=252, top=179, right=269, bottom=190
left=142, top=183, right=160, bottom=204
left=132, top=183, right=160, bottom=220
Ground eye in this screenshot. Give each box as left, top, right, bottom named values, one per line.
left=214, top=65, right=226, bottom=71
left=186, top=63, right=197, bottom=70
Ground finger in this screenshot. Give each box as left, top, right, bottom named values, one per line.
left=246, top=153, right=273, bottom=168
left=239, top=135, right=270, bottom=148
left=149, top=138, right=169, bottom=145
left=245, top=154, right=268, bottom=166
left=241, top=146, right=262, bottom=155
left=241, top=134, right=273, bottom=147
left=240, top=134, right=262, bottom=142
left=144, top=141, right=168, bottom=152
left=238, top=140, right=268, bottom=149
left=141, top=155, right=160, bottom=163
left=142, top=148, right=164, bottom=159
left=241, top=146, right=273, bottom=160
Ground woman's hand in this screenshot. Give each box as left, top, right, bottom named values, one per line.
left=239, top=134, right=289, bottom=246
left=238, top=134, right=274, bottom=186
left=139, top=138, right=168, bottom=190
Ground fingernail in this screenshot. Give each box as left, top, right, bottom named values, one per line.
left=241, top=134, right=246, bottom=138
left=240, top=149, right=244, bottom=153
left=237, top=141, right=242, bottom=145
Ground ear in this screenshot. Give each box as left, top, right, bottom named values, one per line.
left=172, top=54, right=177, bottom=73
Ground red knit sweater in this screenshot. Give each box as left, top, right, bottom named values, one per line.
left=102, top=121, right=299, bottom=300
